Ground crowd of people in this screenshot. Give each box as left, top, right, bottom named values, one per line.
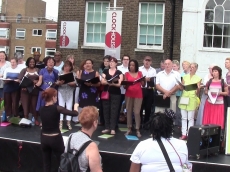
left=1, top=51, right=229, bottom=137
left=1, top=50, right=230, bottom=171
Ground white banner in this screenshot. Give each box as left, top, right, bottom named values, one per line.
left=60, top=21, right=79, bottom=49
left=104, top=8, right=123, bottom=60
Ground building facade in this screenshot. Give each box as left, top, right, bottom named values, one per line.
left=58, top=0, right=183, bottom=68
left=0, top=0, right=57, bottom=59
left=180, top=0, right=230, bottom=78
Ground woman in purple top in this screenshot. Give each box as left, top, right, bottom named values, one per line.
left=35, top=57, right=61, bottom=111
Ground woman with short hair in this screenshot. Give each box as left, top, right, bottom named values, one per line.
left=130, top=109, right=188, bottom=172
left=66, top=106, right=102, bottom=172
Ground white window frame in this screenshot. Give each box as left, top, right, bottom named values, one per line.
left=84, top=1, right=110, bottom=47
left=137, top=2, right=165, bottom=50
left=32, top=29, right=42, bottom=36
left=15, top=46, right=25, bottom=55
left=16, top=28, right=26, bottom=40
left=0, top=46, right=9, bottom=54
left=0, top=28, right=9, bottom=38
left=46, top=29, right=57, bottom=40
left=31, top=47, right=41, bottom=54
left=202, top=0, right=230, bottom=50
left=45, top=48, right=56, bottom=57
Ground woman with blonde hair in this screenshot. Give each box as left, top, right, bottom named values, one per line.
left=179, top=63, right=201, bottom=140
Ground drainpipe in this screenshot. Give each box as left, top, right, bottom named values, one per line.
left=170, top=0, right=176, bottom=60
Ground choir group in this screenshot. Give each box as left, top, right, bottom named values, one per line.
left=0, top=50, right=229, bottom=141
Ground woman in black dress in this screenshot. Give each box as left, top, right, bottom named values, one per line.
left=76, top=59, right=100, bottom=111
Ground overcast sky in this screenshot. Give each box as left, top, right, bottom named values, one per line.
left=43, top=0, right=59, bottom=20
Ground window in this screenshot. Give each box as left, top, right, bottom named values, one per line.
left=31, top=47, right=41, bottom=54
left=16, top=29, right=26, bottom=39
left=0, top=46, right=9, bottom=54
left=32, top=29, right=42, bottom=36
left=204, top=0, right=230, bottom=49
left=46, top=29, right=57, bottom=40
left=84, top=2, right=109, bottom=46
left=137, top=3, right=165, bottom=49
left=0, top=29, right=9, bottom=38
left=15, top=46, right=24, bottom=55
left=45, top=48, right=56, bottom=57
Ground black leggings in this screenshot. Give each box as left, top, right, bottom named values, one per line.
left=41, top=133, right=64, bottom=172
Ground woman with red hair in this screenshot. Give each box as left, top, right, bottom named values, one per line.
left=39, top=88, right=78, bottom=172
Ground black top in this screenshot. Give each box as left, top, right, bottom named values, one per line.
left=103, top=69, right=122, bottom=95
left=39, top=105, right=78, bottom=134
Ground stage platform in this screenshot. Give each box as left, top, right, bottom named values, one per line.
left=0, top=124, right=229, bottom=172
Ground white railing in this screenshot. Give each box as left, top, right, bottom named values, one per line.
left=0, top=15, right=57, bottom=23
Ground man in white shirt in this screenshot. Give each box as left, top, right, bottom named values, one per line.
left=117, top=55, right=130, bottom=123
left=156, top=59, right=180, bottom=113
left=139, top=56, right=156, bottom=125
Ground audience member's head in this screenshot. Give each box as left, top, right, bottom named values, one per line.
left=149, top=109, right=175, bottom=140
left=79, top=106, right=99, bottom=130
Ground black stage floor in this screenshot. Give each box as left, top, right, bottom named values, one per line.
left=0, top=123, right=230, bottom=172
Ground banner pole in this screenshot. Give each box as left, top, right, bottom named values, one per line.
left=114, top=0, right=116, bottom=8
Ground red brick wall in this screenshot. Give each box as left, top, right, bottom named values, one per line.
left=57, top=0, right=182, bottom=69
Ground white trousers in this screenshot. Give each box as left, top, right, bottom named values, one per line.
left=58, top=91, right=73, bottom=121
left=181, top=109, right=195, bottom=135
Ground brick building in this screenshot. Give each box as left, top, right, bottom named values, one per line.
left=0, top=0, right=57, bottom=59
left=57, top=0, right=183, bottom=69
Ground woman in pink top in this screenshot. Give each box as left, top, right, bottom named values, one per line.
left=203, top=66, right=228, bottom=129
left=124, top=60, right=145, bottom=137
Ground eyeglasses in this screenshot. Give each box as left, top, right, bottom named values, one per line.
left=123, top=58, right=129, bottom=61
left=145, top=59, right=151, bottom=62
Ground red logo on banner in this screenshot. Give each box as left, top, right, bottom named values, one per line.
left=60, top=35, right=70, bottom=47
left=105, top=32, right=121, bottom=48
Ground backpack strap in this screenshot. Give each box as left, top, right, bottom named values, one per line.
left=78, top=140, right=92, bottom=155
left=77, top=140, right=92, bottom=172
left=221, top=79, right=225, bottom=92
left=207, top=78, right=213, bottom=90
left=67, top=134, right=73, bottom=152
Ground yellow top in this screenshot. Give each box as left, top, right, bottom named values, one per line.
left=178, top=74, right=201, bottom=111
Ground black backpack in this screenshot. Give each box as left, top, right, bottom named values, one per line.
left=59, top=134, right=92, bottom=172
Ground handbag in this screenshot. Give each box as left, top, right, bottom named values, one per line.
left=156, top=139, right=175, bottom=172
left=179, top=97, right=190, bottom=105
left=101, top=91, right=109, bottom=100
left=167, top=140, right=192, bottom=172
